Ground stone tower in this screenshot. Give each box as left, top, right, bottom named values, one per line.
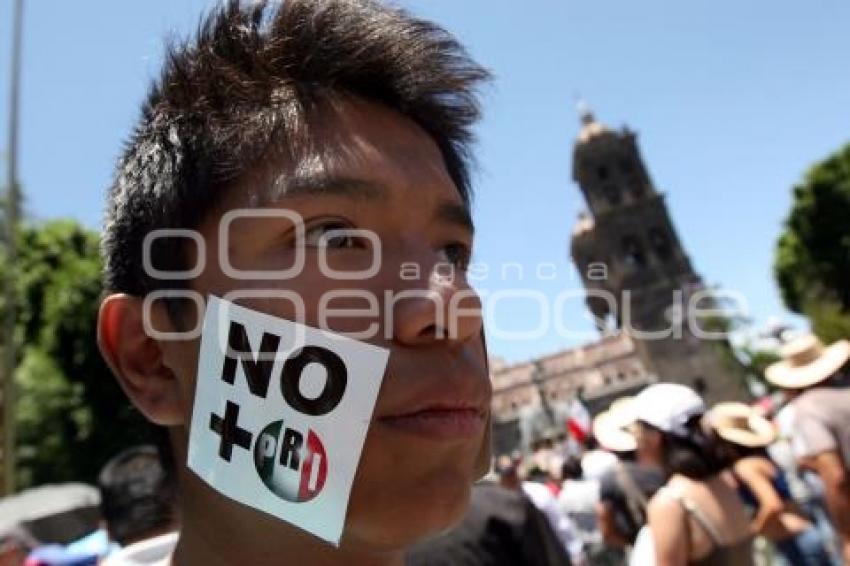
left=569, top=107, right=747, bottom=403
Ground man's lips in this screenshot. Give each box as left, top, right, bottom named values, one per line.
left=376, top=406, right=486, bottom=440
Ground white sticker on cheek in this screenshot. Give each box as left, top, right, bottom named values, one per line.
left=186, top=295, right=389, bottom=546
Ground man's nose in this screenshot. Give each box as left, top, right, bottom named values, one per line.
left=389, top=259, right=483, bottom=347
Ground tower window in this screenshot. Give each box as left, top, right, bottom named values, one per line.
left=597, top=165, right=609, bottom=180
left=621, top=235, right=646, bottom=268
left=649, top=227, right=673, bottom=260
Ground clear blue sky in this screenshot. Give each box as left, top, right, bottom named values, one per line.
left=2, top=0, right=849, bottom=363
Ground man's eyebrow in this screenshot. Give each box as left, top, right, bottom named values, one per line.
left=434, top=201, right=475, bottom=235
left=264, top=173, right=474, bottom=233
left=276, top=173, right=387, bottom=201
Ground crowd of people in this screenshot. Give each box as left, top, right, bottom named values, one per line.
left=3, top=336, right=848, bottom=566
left=421, top=332, right=848, bottom=566
left=0, top=445, right=176, bottom=566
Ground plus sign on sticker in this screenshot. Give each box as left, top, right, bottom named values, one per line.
left=187, top=296, right=389, bottom=546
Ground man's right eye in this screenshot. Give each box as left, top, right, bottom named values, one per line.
left=303, top=221, right=360, bottom=249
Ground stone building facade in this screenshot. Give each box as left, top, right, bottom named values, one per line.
left=490, top=333, right=655, bottom=455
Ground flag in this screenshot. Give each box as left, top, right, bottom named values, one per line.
left=566, top=398, right=590, bottom=443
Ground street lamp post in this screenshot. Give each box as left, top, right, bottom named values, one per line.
left=3, top=0, right=24, bottom=496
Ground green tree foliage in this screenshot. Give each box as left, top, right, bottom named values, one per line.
left=775, top=143, right=850, bottom=343
left=4, top=220, right=154, bottom=488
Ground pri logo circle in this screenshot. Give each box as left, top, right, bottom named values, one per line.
left=253, top=420, right=328, bottom=503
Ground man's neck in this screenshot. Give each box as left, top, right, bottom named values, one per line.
left=172, top=528, right=406, bottom=566
left=172, top=484, right=407, bottom=566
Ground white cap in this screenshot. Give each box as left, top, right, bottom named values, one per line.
left=630, top=383, right=705, bottom=438
left=580, top=449, right=618, bottom=480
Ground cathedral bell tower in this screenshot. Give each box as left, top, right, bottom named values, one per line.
left=569, top=106, right=747, bottom=403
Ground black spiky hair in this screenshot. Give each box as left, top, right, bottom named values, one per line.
left=102, top=0, right=490, bottom=297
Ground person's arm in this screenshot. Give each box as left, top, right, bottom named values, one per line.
left=595, top=501, right=631, bottom=548
left=733, top=458, right=784, bottom=536
left=807, top=450, right=850, bottom=563
left=648, top=494, right=688, bottom=566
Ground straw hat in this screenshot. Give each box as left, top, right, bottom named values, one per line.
left=707, top=402, right=776, bottom=448
left=765, top=334, right=850, bottom=390
left=592, top=397, right=637, bottom=453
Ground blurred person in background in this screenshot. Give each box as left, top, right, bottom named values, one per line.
left=496, top=455, right=585, bottom=564
left=765, top=334, right=850, bottom=564
left=99, top=445, right=177, bottom=566
left=589, top=398, right=664, bottom=565
left=558, top=456, right=600, bottom=543
left=629, top=383, right=753, bottom=566
left=579, top=435, right=618, bottom=482
left=528, top=433, right=564, bottom=496
left=19, top=440, right=177, bottom=566
left=531, top=435, right=556, bottom=471
left=707, top=402, right=834, bottom=566
left=771, top=403, right=828, bottom=518
left=1, top=528, right=36, bottom=566
left=408, top=456, right=574, bottom=566
left=772, top=400, right=843, bottom=563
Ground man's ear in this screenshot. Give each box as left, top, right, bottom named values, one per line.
left=98, top=294, right=184, bottom=426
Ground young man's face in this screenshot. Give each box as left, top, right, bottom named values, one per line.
left=151, top=98, right=491, bottom=548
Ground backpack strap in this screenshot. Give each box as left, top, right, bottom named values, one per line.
left=662, top=486, right=723, bottom=547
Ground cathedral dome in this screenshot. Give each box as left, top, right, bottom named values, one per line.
left=577, top=115, right=611, bottom=144
left=575, top=103, right=613, bottom=145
